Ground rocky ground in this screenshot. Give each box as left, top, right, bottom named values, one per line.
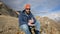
left=0, top=15, right=19, bottom=34
left=0, top=15, right=26, bottom=34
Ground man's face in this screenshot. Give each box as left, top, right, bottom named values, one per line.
left=25, top=8, right=30, bottom=14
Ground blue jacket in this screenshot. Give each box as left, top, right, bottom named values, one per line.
left=19, top=10, right=36, bottom=26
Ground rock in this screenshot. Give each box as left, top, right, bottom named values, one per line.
left=0, top=15, right=24, bottom=34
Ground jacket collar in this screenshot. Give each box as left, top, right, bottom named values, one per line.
left=21, top=10, right=31, bottom=16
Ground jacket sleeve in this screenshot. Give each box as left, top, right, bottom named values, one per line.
left=31, top=14, right=36, bottom=24
left=19, top=14, right=27, bottom=25
left=33, top=16, right=36, bottom=23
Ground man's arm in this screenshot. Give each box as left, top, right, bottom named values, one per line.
left=15, top=11, right=20, bottom=15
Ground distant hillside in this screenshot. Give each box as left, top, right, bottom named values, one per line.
left=0, top=2, right=18, bottom=17
left=36, top=16, right=60, bottom=34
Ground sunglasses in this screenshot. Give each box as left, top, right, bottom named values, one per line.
left=26, top=8, right=30, bottom=10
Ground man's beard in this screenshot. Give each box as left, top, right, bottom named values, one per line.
left=26, top=11, right=30, bottom=15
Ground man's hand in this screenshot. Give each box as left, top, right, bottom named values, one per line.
left=28, top=23, right=35, bottom=26
left=29, top=18, right=34, bottom=23
left=15, top=11, right=20, bottom=15
left=28, top=19, right=35, bottom=26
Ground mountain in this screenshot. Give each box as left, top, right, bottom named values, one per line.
left=36, top=16, right=60, bottom=34
left=0, top=2, right=18, bottom=17
left=42, top=13, right=60, bottom=23
left=55, top=17, right=60, bottom=23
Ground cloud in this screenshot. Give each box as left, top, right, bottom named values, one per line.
left=41, top=11, right=60, bottom=22
left=2, top=0, right=28, bottom=11
left=2, top=0, right=60, bottom=11
left=1, top=0, right=60, bottom=15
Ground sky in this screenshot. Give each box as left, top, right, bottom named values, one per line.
left=1, top=0, right=60, bottom=18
